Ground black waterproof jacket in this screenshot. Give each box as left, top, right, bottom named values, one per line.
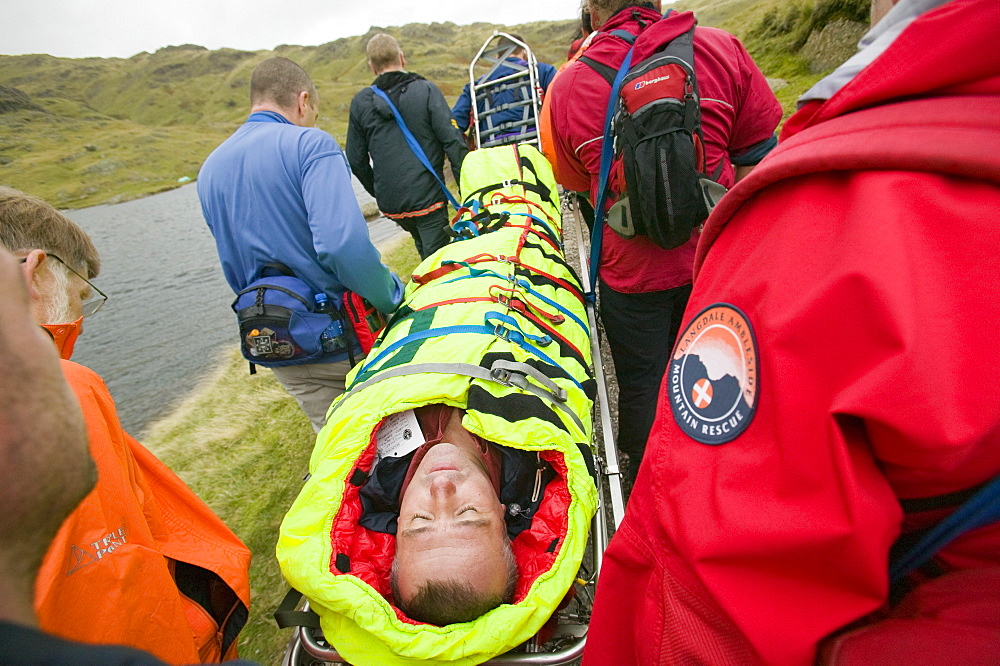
left=347, top=71, right=468, bottom=216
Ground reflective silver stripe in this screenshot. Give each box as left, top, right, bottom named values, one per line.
left=329, top=361, right=585, bottom=433
left=490, top=359, right=567, bottom=402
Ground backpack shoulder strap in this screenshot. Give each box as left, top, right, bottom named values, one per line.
left=577, top=55, right=617, bottom=86
left=370, top=85, right=460, bottom=209
left=586, top=39, right=639, bottom=297
left=258, top=262, right=295, bottom=278
left=890, top=471, right=1000, bottom=582
left=578, top=28, right=636, bottom=86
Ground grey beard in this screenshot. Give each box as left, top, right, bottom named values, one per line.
left=41, top=265, right=76, bottom=324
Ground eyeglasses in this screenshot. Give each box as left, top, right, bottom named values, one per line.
left=19, top=254, right=108, bottom=318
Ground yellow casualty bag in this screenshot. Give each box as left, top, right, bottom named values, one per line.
left=278, top=144, right=597, bottom=665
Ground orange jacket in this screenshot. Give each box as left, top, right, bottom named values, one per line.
left=35, top=359, right=251, bottom=664
left=538, top=32, right=596, bottom=175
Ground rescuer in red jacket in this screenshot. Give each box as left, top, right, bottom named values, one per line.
left=583, top=0, right=1000, bottom=663
left=546, top=1, right=781, bottom=483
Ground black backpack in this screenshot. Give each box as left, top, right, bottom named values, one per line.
left=581, top=22, right=725, bottom=250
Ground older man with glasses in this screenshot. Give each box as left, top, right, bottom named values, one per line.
left=0, top=186, right=254, bottom=663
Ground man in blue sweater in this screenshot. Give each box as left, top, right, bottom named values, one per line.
left=199, top=57, right=404, bottom=432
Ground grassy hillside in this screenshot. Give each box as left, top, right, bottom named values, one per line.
left=675, top=0, right=869, bottom=110
left=1, top=1, right=869, bottom=209
left=0, top=20, right=575, bottom=209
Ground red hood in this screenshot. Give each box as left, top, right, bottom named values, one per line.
left=585, top=6, right=696, bottom=69
left=783, top=0, right=1000, bottom=138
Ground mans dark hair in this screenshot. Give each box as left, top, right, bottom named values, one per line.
left=581, top=6, right=593, bottom=34
left=0, top=187, right=100, bottom=279
left=249, top=56, right=317, bottom=109
left=588, top=0, right=649, bottom=19
left=390, top=538, right=518, bottom=625
left=498, top=34, right=527, bottom=56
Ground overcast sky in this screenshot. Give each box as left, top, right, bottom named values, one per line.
left=2, top=0, right=587, bottom=59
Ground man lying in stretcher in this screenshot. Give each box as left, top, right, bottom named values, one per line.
left=358, top=404, right=555, bottom=625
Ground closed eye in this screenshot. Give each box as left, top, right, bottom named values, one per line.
left=458, top=505, right=477, bottom=515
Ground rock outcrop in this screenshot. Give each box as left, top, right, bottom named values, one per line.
left=0, top=86, right=45, bottom=114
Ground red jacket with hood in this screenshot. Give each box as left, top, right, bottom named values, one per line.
left=546, top=6, right=780, bottom=293
left=583, top=1, right=1000, bottom=663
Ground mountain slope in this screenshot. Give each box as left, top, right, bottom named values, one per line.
left=1, top=2, right=868, bottom=208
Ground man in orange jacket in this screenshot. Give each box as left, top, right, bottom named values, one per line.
left=0, top=187, right=252, bottom=664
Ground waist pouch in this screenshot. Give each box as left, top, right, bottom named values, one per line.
left=343, top=292, right=387, bottom=355
left=232, top=274, right=351, bottom=368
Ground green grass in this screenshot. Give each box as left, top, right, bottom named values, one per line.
left=142, top=236, right=421, bottom=666
left=676, top=0, right=870, bottom=119
left=0, top=109, right=231, bottom=207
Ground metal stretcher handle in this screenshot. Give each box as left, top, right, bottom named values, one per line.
left=566, top=195, right=627, bottom=531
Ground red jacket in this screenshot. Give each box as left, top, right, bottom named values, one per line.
left=583, top=1, right=1000, bottom=663
left=547, top=7, right=780, bottom=293
left=36, top=360, right=252, bottom=664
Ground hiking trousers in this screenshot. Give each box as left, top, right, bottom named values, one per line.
left=598, top=280, right=692, bottom=481
left=271, top=360, right=351, bottom=432
left=395, top=206, right=451, bottom=259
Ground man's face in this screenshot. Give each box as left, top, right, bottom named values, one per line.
left=395, top=442, right=509, bottom=603
left=297, top=90, right=319, bottom=128
left=21, top=251, right=92, bottom=326
left=0, top=247, right=95, bottom=590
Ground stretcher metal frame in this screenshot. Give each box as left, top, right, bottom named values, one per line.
left=468, top=31, right=544, bottom=150
left=281, top=195, right=624, bottom=665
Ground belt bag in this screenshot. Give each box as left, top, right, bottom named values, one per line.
left=232, top=274, right=351, bottom=368
left=343, top=291, right=386, bottom=355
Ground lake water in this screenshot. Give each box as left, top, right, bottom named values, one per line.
left=67, top=180, right=404, bottom=435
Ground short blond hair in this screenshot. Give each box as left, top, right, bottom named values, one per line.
left=367, top=34, right=403, bottom=74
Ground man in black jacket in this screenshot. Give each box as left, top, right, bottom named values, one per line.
left=347, top=34, right=468, bottom=259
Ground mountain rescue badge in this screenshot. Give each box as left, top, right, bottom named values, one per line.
left=669, top=304, right=758, bottom=445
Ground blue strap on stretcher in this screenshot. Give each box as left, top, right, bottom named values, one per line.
left=370, top=86, right=461, bottom=209
left=506, top=212, right=559, bottom=244
left=890, top=472, right=1000, bottom=583
left=352, top=314, right=584, bottom=392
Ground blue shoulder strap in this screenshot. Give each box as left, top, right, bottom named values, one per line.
left=370, top=86, right=460, bottom=209
left=586, top=10, right=673, bottom=298
left=587, top=43, right=636, bottom=299
left=890, top=472, right=1000, bottom=582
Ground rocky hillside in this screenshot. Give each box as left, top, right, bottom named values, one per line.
left=1, top=0, right=868, bottom=208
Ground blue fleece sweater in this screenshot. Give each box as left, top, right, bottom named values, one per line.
left=198, top=111, right=403, bottom=314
